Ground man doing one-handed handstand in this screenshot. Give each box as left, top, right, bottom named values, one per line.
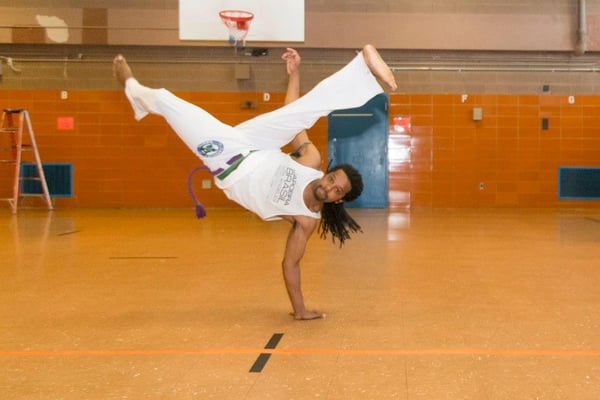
left=113, top=45, right=396, bottom=320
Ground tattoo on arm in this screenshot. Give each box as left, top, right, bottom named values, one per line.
left=290, top=142, right=312, bottom=159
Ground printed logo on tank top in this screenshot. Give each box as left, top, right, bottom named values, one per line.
left=197, top=140, right=224, bottom=157
left=271, top=165, right=297, bottom=206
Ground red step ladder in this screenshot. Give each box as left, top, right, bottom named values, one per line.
left=0, top=109, right=53, bottom=213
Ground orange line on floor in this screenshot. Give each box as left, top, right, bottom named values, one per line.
left=1, top=348, right=600, bottom=357
left=273, top=348, right=600, bottom=357
left=0, top=349, right=262, bottom=357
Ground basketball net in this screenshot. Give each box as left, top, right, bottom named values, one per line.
left=219, top=10, right=254, bottom=50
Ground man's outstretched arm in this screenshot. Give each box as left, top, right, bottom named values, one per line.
left=281, top=48, right=321, bottom=170
left=281, top=217, right=325, bottom=320
left=282, top=47, right=301, bottom=106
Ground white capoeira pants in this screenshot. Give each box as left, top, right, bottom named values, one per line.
left=124, top=51, right=383, bottom=176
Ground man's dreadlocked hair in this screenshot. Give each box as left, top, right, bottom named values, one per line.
left=318, top=164, right=363, bottom=247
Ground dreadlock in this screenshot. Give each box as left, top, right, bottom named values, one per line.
left=318, top=164, right=364, bottom=247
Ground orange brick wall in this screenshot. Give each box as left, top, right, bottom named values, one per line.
left=1, top=90, right=599, bottom=209
left=389, top=94, right=600, bottom=209
left=0, top=89, right=328, bottom=209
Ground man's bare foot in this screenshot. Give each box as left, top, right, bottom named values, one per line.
left=363, top=44, right=397, bottom=91
left=113, top=54, right=134, bottom=87
left=292, top=310, right=326, bottom=320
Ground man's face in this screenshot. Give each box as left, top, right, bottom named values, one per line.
left=313, top=169, right=351, bottom=203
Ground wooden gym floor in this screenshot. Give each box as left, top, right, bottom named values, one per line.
left=1, top=207, right=599, bottom=399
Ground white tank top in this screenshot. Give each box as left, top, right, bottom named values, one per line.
left=216, top=150, right=323, bottom=221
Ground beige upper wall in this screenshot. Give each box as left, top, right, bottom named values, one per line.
left=306, top=13, right=576, bottom=51
left=0, top=0, right=598, bottom=51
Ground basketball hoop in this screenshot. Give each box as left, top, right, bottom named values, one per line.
left=219, top=10, right=254, bottom=49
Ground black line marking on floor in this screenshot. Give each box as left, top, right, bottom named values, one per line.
left=57, top=230, right=80, bottom=236
left=584, top=217, right=600, bottom=224
left=108, top=256, right=179, bottom=260
left=249, top=333, right=284, bottom=373
left=264, top=333, right=283, bottom=349
left=249, top=353, right=271, bottom=373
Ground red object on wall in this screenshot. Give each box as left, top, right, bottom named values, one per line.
left=57, top=117, right=74, bottom=130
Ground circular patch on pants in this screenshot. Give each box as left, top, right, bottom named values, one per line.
left=197, top=140, right=224, bottom=157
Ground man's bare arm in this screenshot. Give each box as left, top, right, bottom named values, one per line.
left=281, top=217, right=325, bottom=320
left=282, top=47, right=301, bottom=106
left=282, top=48, right=322, bottom=170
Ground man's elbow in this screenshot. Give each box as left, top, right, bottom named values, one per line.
left=281, top=259, right=299, bottom=275
left=313, top=154, right=323, bottom=170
